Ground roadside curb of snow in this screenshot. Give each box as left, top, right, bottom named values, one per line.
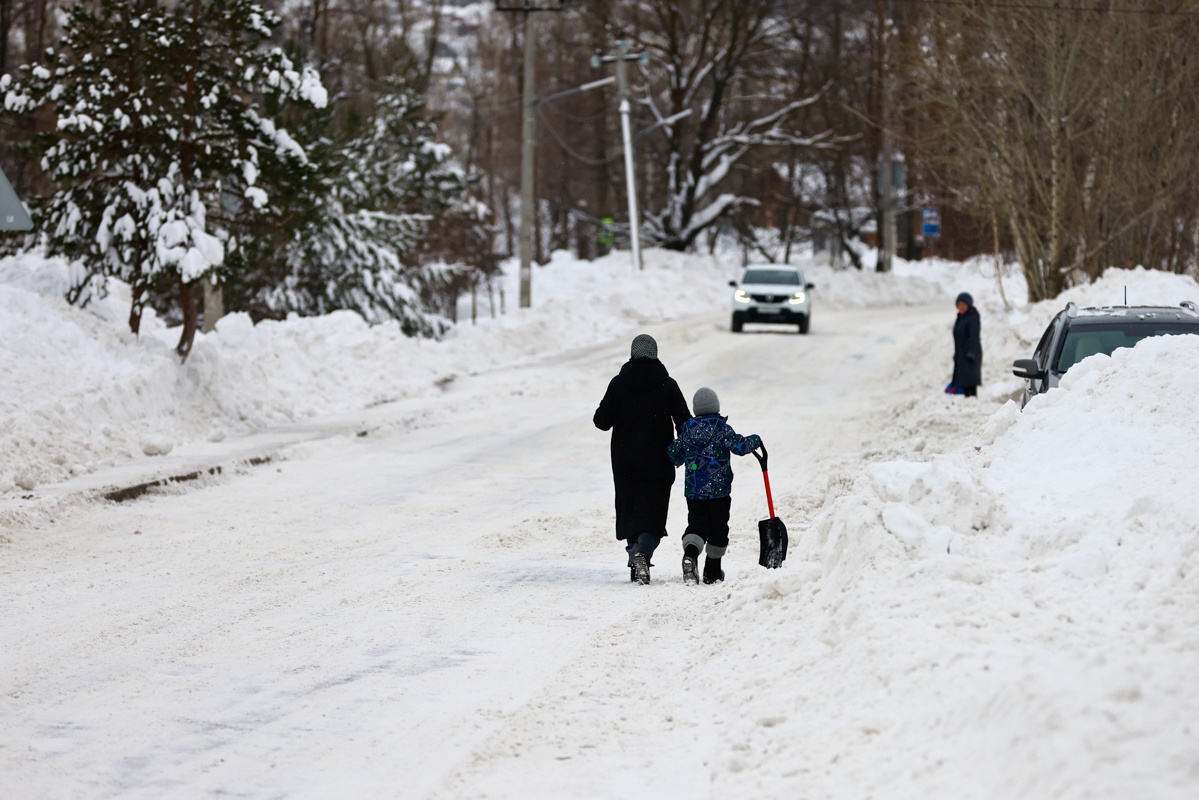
left=101, top=454, right=277, bottom=503
left=0, top=453, right=278, bottom=543
left=0, top=403, right=408, bottom=540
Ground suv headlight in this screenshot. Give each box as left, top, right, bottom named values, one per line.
left=787, top=291, right=806, bottom=305
left=734, top=289, right=751, bottom=303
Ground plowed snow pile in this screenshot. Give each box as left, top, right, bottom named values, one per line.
left=700, top=334, right=1199, bottom=799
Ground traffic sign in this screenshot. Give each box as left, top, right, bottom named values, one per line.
left=921, top=208, right=940, bottom=238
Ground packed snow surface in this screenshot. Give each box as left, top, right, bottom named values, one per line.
left=2, top=248, right=1198, bottom=799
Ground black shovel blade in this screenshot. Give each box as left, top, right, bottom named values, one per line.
left=758, top=516, right=788, bottom=569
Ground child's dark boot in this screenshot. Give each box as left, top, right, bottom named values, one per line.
left=702, top=556, right=724, bottom=584
left=682, top=551, right=699, bottom=585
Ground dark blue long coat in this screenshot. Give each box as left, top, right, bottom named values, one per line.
left=952, top=305, right=983, bottom=387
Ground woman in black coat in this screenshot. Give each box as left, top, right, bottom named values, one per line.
left=594, top=334, right=691, bottom=584
left=952, top=292, right=982, bottom=397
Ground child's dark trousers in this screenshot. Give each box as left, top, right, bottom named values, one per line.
left=681, top=496, right=732, bottom=558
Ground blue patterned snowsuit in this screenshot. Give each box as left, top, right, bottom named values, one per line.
left=667, top=415, right=761, bottom=500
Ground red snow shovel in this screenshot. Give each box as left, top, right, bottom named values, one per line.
left=752, top=443, right=788, bottom=569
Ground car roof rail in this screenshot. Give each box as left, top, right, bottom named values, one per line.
left=1064, top=301, right=1079, bottom=318
left=1181, top=300, right=1198, bottom=312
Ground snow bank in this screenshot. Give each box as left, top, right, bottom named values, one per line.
left=2, top=247, right=1191, bottom=500
left=700, top=329, right=1199, bottom=798
left=0, top=249, right=734, bottom=492
left=1006, top=267, right=1199, bottom=350
left=805, top=254, right=1028, bottom=313
left=710, top=250, right=1029, bottom=315
left=1058, top=266, right=1199, bottom=310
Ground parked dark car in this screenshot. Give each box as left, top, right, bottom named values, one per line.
left=1012, top=300, right=1199, bottom=407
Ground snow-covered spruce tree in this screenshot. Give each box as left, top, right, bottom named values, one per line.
left=1, top=0, right=327, bottom=358
left=1, top=0, right=174, bottom=328
left=234, top=79, right=470, bottom=337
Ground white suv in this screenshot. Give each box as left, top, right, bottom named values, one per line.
left=729, top=264, right=814, bottom=334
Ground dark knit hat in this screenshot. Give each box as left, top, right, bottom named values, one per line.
left=693, top=387, right=720, bottom=416
left=630, top=334, right=658, bottom=360
left=956, top=292, right=974, bottom=307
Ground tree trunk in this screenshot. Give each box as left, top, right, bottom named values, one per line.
left=0, top=0, right=10, bottom=74
left=129, top=282, right=144, bottom=336
left=1046, top=0, right=1069, bottom=296
left=176, top=280, right=198, bottom=360
left=419, top=0, right=444, bottom=95
left=992, top=206, right=1010, bottom=312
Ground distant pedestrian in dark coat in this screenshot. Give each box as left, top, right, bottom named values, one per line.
left=667, top=387, right=761, bottom=585
left=951, top=291, right=982, bottom=397
left=594, top=334, right=691, bottom=584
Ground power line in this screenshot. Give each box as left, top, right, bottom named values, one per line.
left=539, top=101, right=610, bottom=122
left=494, top=1, right=563, bottom=9
left=537, top=105, right=614, bottom=166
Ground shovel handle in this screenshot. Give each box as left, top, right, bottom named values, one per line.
left=752, top=443, right=775, bottom=518
left=760, top=469, right=776, bottom=519
left=751, top=441, right=768, bottom=472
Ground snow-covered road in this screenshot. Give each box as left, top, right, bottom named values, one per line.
left=8, top=253, right=1199, bottom=800
left=2, top=302, right=981, bottom=799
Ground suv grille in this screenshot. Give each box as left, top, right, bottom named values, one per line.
left=751, top=294, right=788, bottom=303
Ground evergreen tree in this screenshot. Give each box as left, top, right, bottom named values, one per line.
left=236, top=79, right=471, bottom=336
left=1, top=0, right=327, bottom=358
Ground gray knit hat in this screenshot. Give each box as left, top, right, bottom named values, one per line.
left=693, top=387, right=720, bottom=416
left=630, top=333, right=658, bottom=360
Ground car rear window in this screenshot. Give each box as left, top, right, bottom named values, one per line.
left=1054, top=322, right=1199, bottom=373
left=742, top=269, right=801, bottom=285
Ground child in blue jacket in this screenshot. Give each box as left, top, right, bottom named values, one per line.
left=666, top=387, right=761, bottom=584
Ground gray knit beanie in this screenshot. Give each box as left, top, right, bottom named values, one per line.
left=693, top=387, right=720, bottom=416
left=630, top=333, right=658, bottom=360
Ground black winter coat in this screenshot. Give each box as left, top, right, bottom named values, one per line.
left=594, top=358, right=690, bottom=484
left=952, top=305, right=983, bottom=387
left=594, top=358, right=691, bottom=540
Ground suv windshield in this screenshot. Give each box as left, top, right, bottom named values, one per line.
left=742, top=269, right=801, bottom=286
left=1054, top=322, right=1199, bottom=373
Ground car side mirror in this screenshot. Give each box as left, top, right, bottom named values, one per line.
left=1012, top=358, right=1044, bottom=380
left=728, top=280, right=738, bottom=287
left=805, top=282, right=815, bottom=290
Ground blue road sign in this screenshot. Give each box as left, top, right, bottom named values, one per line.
left=921, top=208, right=940, bottom=238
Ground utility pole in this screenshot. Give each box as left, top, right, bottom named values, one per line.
left=497, top=2, right=562, bottom=308
left=592, top=39, right=645, bottom=271
left=881, top=111, right=895, bottom=273
left=877, top=0, right=895, bottom=274
left=518, top=11, right=536, bottom=307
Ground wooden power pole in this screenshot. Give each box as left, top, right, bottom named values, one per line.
left=496, top=1, right=563, bottom=308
